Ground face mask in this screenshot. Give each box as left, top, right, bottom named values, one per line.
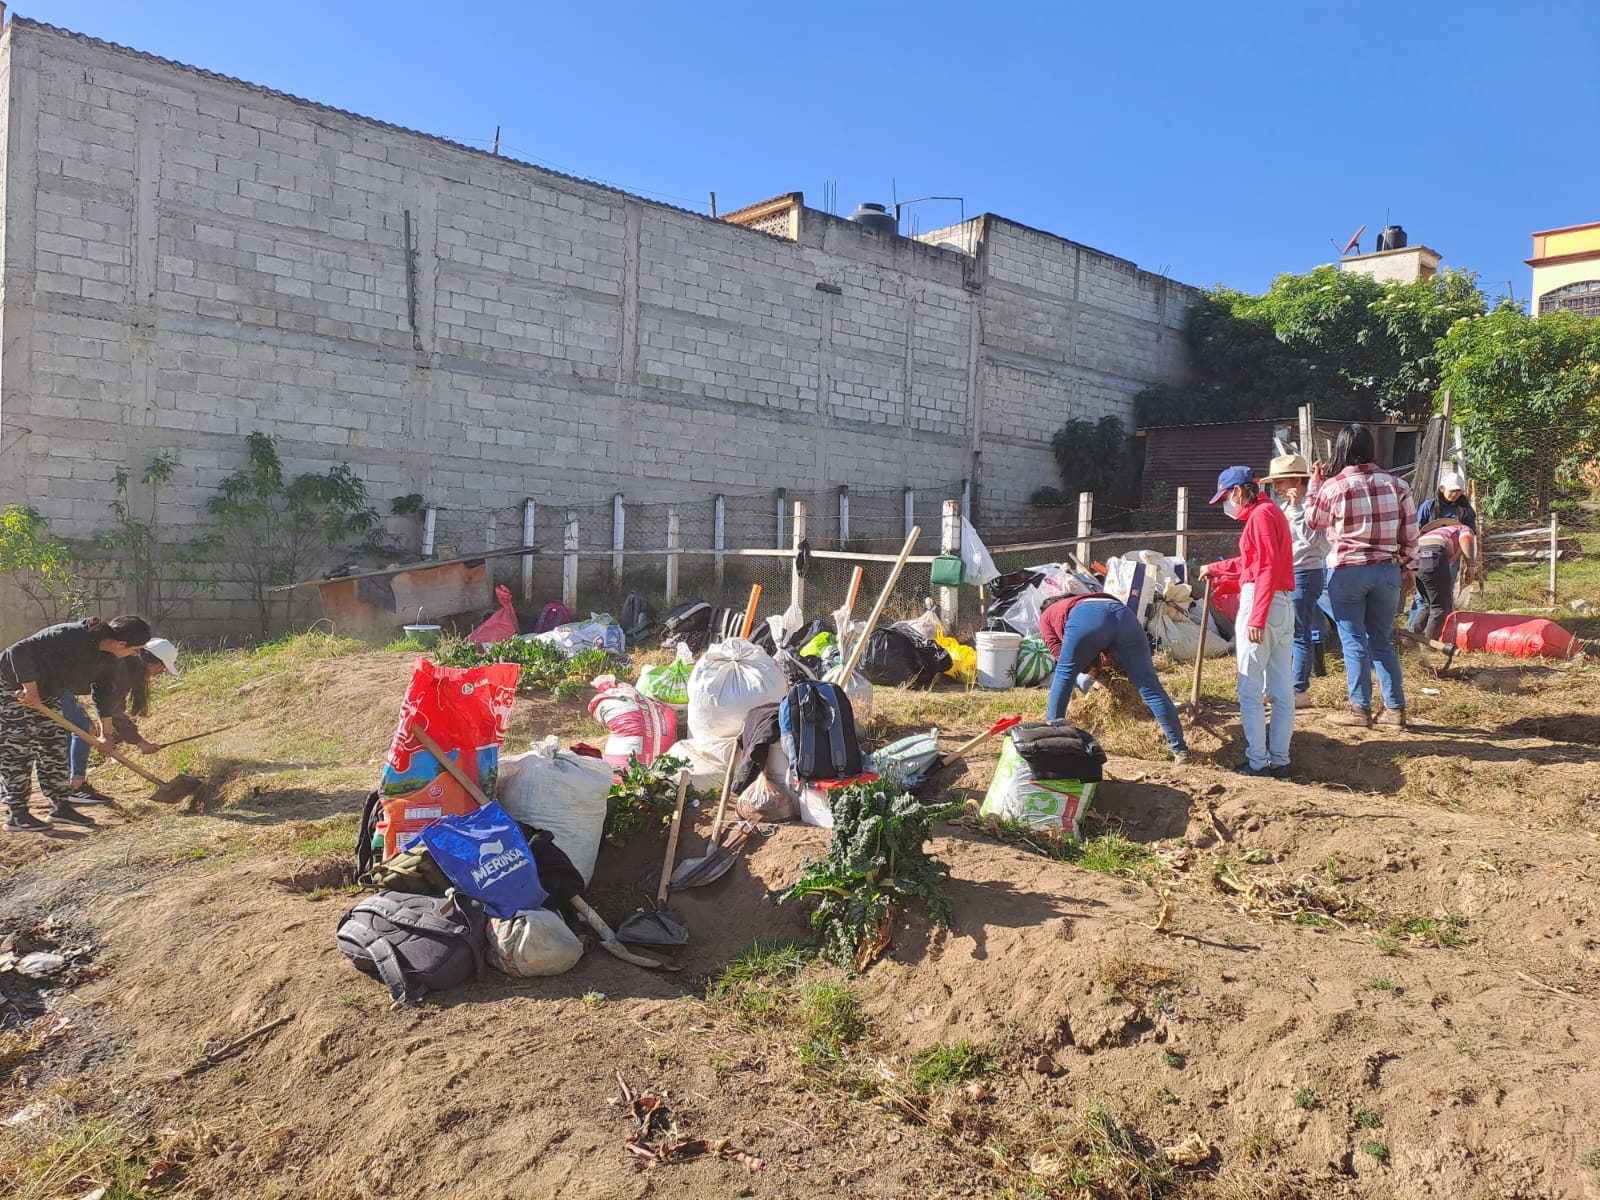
left=1223, top=498, right=1243, bottom=520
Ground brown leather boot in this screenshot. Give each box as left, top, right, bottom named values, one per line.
left=1326, top=704, right=1373, bottom=728
left=1376, top=707, right=1407, bottom=728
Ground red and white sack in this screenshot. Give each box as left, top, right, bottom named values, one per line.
left=588, top=677, right=677, bottom=767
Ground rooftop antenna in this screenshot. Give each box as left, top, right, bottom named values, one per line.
left=492, top=125, right=500, bottom=156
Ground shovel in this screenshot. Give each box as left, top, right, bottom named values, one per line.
left=826, top=527, right=920, bottom=687
left=35, top=706, right=203, bottom=803
left=1394, top=626, right=1458, bottom=669
left=1178, top=580, right=1213, bottom=718
left=739, top=584, right=762, bottom=638
left=410, top=723, right=679, bottom=971
left=931, top=715, right=1023, bottom=775
left=617, top=769, right=692, bottom=946
left=154, top=722, right=242, bottom=751
left=670, top=753, right=745, bottom=890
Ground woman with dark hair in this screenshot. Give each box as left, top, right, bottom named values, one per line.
left=60, top=637, right=180, bottom=804
left=0, top=615, right=152, bottom=832
left=1306, top=425, right=1418, bottom=729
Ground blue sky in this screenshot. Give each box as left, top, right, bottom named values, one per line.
left=18, top=0, right=1600, bottom=302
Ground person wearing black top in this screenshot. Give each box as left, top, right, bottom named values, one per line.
left=0, top=615, right=152, bottom=832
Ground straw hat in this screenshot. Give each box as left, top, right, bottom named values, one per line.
left=1261, top=453, right=1310, bottom=483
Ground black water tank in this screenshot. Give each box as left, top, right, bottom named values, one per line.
left=849, top=202, right=898, bottom=235
left=1379, top=224, right=1407, bottom=251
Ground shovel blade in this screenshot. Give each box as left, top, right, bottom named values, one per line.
left=616, top=901, right=689, bottom=947
left=670, top=850, right=735, bottom=890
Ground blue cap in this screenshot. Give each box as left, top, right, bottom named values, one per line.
left=1209, top=465, right=1255, bottom=504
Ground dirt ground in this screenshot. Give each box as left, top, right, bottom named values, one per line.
left=3, top=632, right=1600, bottom=1199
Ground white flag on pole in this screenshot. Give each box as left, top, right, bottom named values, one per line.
left=960, top=516, right=1000, bottom=585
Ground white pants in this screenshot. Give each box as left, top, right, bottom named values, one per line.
left=1236, top=584, right=1294, bottom=769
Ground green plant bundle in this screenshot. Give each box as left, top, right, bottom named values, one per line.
left=431, top=635, right=611, bottom=696
left=779, top=779, right=960, bottom=972
left=605, top=754, right=695, bottom=846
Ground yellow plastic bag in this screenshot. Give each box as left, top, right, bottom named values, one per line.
left=938, top=635, right=977, bottom=686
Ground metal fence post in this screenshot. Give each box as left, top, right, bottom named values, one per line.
left=790, top=500, right=807, bottom=612
left=611, top=493, right=625, bottom=590
left=520, top=499, right=536, bottom=602
left=713, top=494, right=726, bottom=595
left=1174, top=486, right=1190, bottom=565
left=939, top=498, right=961, bottom=630
left=666, top=508, right=681, bottom=605
left=421, top=505, right=438, bottom=559
left=1076, top=492, right=1094, bottom=566
left=837, top=485, right=850, bottom=549
left=562, top=511, right=578, bottom=615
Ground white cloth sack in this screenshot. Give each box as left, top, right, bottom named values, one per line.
left=532, top=614, right=625, bottom=656
left=495, top=736, right=614, bottom=885
left=797, top=783, right=835, bottom=829
left=660, top=734, right=738, bottom=791
left=1147, top=602, right=1230, bottom=660
left=686, top=637, right=787, bottom=741
left=487, top=909, right=584, bottom=977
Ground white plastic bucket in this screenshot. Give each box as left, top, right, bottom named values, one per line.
left=974, top=631, right=1022, bottom=690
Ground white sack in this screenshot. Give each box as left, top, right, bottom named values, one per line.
left=487, top=909, right=584, bottom=977
left=660, top=734, right=738, bottom=791
left=686, top=637, right=787, bottom=741
left=495, top=735, right=614, bottom=885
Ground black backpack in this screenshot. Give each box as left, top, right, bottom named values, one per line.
left=336, top=891, right=488, bottom=1005
left=778, top=681, right=863, bottom=782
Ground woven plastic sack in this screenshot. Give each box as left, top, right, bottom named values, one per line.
left=980, top=736, right=1099, bottom=839
left=496, top=736, right=614, bottom=884
left=686, top=637, right=788, bottom=741
left=638, top=642, right=695, bottom=710
left=587, top=677, right=677, bottom=767
left=487, top=909, right=584, bottom=977
left=535, top=613, right=625, bottom=656
left=1015, top=637, right=1056, bottom=687
left=937, top=636, right=977, bottom=685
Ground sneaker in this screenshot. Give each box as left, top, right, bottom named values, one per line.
left=1171, top=749, right=1193, bottom=766
left=5, top=810, right=48, bottom=832
left=1234, top=763, right=1272, bottom=778
left=47, top=803, right=95, bottom=828
left=1270, top=764, right=1293, bottom=780
left=1375, top=707, right=1407, bottom=729
left=1327, top=705, right=1373, bottom=728
left=68, top=784, right=115, bottom=806
left=1293, top=691, right=1313, bottom=710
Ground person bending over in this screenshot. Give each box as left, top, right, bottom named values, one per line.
left=60, top=637, right=180, bottom=804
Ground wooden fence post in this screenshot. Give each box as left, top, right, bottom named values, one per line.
left=790, top=500, right=807, bottom=612
left=939, top=498, right=961, bottom=630
left=713, top=494, right=726, bottom=595
left=903, top=488, right=915, bottom=540
left=1548, top=513, right=1559, bottom=609
left=666, top=508, right=681, bottom=605
left=611, top=493, right=625, bottom=590
left=1174, top=486, right=1190, bottom=565
left=1076, top=492, right=1094, bottom=566
left=520, top=499, right=536, bottom=602
left=837, top=486, right=850, bottom=549
left=775, top=489, right=786, bottom=550
left=562, top=511, right=578, bottom=615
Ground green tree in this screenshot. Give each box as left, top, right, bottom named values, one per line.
left=1136, top=266, right=1487, bottom=428
left=1435, top=303, right=1600, bottom=517
left=95, top=453, right=221, bottom=627
left=0, top=505, right=97, bottom=622
left=1033, top=416, right=1134, bottom=512
left=208, top=432, right=389, bottom=634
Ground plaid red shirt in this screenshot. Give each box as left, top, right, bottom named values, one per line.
left=1305, top=463, right=1418, bottom=571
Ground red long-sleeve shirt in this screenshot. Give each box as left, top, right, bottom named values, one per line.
left=1038, top=594, right=1124, bottom=658
left=1206, top=496, right=1294, bottom=629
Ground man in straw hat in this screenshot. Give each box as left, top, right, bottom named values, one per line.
left=1261, top=453, right=1330, bottom=708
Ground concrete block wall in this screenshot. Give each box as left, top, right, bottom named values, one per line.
left=0, top=18, right=1195, bottom=642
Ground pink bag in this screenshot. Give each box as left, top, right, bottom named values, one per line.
left=587, top=678, right=677, bottom=767
left=469, top=585, right=520, bottom=646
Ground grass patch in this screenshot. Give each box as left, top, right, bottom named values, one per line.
left=705, top=940, right=811, bottom=1027
left=909, top=1040, right=995, bottom=1092
left=1359, top=1140, right=1389, bottom=1164
left=1350, top=1106, right=1382, bottom=1129
left=284, top=813, right=361, bottom=861
left=1160, top=1050, right=1186, bottom=1069
left=1384, top=914, right=1471, bottom=949
left=1367, top=976, right=1400, bottom=994
left=1580, top=1147, right=1600, bottom=1171
left=1292, top=1088, right=1318, bottom=1110
left=986, top=820, right=1160, bottom=883
left=0, top=1090, right=153, bottom=1200
left=795, top=979, right=865, bottom=1067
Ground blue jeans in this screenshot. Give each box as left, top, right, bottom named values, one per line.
left=1237, top=586, right=1295, bottom=769
left=60, top=692, right=92, bottom=779
left=1046, top=598, right=1187, bottom=754
left=1326, top=563, right=1406, bottom=713
left=1290, top=568, right=1324, bottom=694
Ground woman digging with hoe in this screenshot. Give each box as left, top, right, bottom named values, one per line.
left=1306, top=424, right=1418, bottom=730
left=59, top=637, right=181, bottom=805
left=0, top=615, right=153, bottom=832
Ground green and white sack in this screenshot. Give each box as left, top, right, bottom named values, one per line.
left=638, top=642, right=695, bottom=712
left=980, top=737, right=1097, bottom=838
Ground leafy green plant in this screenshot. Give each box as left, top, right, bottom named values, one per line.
left=0, top=504, right=97, bottom=621
left=208, top=431, right=390, bottom=634
left=1293, top=1088, right=1318, bottom=1111
left=605, top=755, right=698, bottom=846
left=779, top=779, right=960, bottom=973
left=1350, top=1106, right=1382, bottom=1129
left=1360, top=1141, right=1389, bottom=1163
left=910, top=1040, right=995, bottom=1091
left=433, top=635, right=614, bottom=697
left=95, top=453, right=220, bottom=625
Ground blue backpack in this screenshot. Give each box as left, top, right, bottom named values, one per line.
left=779, top=681, right=863, bottom=783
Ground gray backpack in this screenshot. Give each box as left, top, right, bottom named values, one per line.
left=336, top=890, right=487, bottom=1005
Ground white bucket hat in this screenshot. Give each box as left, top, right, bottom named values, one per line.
left=143, top=637, right=181, bottom=677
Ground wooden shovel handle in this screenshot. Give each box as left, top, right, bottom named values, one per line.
left=411, top=724, right=492, bottom=806
left=837, top=527, right=921, bottom=683
left=32, top=704, right=170, bottom=787
left=1188, top=581, right=1213, bottom=709
left=937, top=716, right=1021, bottom=768
left=710, top=751, right=738, bottom=843
left=740, top=584, right=762, bottom=639
left=843, top=566, right=864, bottom=615
left=657, top=770, right=690, bottom=905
